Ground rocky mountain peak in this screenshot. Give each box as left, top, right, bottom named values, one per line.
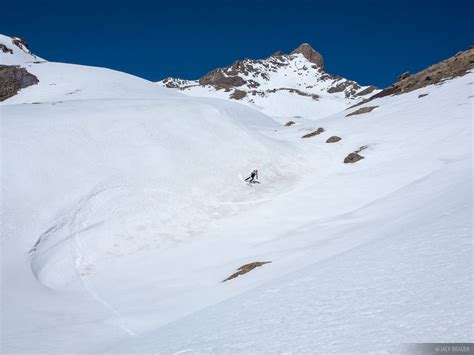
left=290, top=43, right=324, bottom=69
left=271, top=50, right=285, bottom=57
left=159, top=42, right=377, bottom=118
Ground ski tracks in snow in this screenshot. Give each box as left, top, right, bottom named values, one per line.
left=68, top=184, right=137, bottom=337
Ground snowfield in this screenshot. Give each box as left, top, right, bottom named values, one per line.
left=1, top=34, right=473, bottom=353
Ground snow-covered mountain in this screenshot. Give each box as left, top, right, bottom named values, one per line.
left=0, top=34, right=42, bottom=65
left=1, top=33, right=473, bottom=353
left=159, top=43, right=378, bottom=118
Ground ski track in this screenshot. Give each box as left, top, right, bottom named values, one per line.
left=70, top=188, right=137, bottom=337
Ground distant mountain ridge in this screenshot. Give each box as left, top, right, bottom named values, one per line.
left=159, top=43, right=378, bottom=118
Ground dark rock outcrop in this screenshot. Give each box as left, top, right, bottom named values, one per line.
left=290, top=43, right=324, bottom=69
left=0, top=44, right=13, bottom=54
left=267, top=87, right=319, bottom=100
left=346, top=105, right=378, bottom=117
left=344, top=146, right=368, bottom=164
left=230, top=89, right=247, bottom=100
left=369, top=47, right=474, bottom=100
left=397, top=71, right=411, bottom=81
left=326, top=136, right=342, bottom=143
left=285, top=120, right=296, bottom=127
left=302, top=127, right=325, bottom=138
left=12, top=37, right=31, bottom=52
left=0, top=65, right=39, bottom=101
left=199, top=69, right=246, bottom=87
left=356, top=86, right=377, bottom=97
left=222, top=261, right=271, bottom=282
left=344, top=152, right=364, bottom=163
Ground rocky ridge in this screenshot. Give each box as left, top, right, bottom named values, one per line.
left=160, top=43, right=377, bottom=117
left=367, top=47, right=474, bottom=101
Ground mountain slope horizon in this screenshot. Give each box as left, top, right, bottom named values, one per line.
left=159, top=42, right=379, bottom=118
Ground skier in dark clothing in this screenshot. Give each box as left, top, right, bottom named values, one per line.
left=245, top=169, right=259, bottom=184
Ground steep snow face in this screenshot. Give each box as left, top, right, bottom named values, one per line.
left=159, top=44, right=377, bottom=119
left=0, top=34, right=43, bottom=65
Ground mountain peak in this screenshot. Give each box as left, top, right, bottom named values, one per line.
left=290, top=43, right=324, bottom=69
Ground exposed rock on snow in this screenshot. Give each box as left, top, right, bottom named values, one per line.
left=0, top=65, right=39, bottom=101
left=326, top=135, right=342, bottom=143
left=222, top=262, right=272, bottom=282
left=285, top=120, right=296, bottom=126
left=302, top=127, right=325, bottom=138
left=418, top=93, right=429, bottom=98
left=290, top=43, right=324, bottom=69
left=344, top=146, right=368, bottom=164
left=346, top=105, right=379, bottom=117
left=230, top=89, right=246, bottom=100
left=199, top=67, right=247, bottom=87
left=0, top=43, right=13, bottom=54
left=369, top=47, right=474, bottom=100
left=355, top=85, right=377, bottom=96
left=344, top=152, right=364, bottom=164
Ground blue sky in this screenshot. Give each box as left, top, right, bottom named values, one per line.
left=3, top=0, right=473, bottom=87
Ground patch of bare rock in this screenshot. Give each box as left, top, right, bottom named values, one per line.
left=344, top=146, right=368, bottom=164
left=222, top=261, right=271, bottom=282
left=346, top=106, right=378, bottom=117
left=326, top=136, right=341, bottom=143
left=0, top=65, right=39, bottom=101
left=0, top=44, right=13, bottom=54
left=302, top=127, right=325, bottom=138
left=369, top=47, right=474, bottom=100
left=230, top=89, right=247, bottom=100
left=285, top=120, right=296, bottom=126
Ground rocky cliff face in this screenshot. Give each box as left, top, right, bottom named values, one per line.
left=290, top=43, right=324, bottom=69
left=0, top=65, right=39, bottom=101
left=159, top=43, right=377, bottom=118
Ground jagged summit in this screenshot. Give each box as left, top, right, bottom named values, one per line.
left=160, top=42, right=375, bottom=118
left=290, top=43, right=324, bottom=69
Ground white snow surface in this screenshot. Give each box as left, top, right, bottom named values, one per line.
left=1, top=33, right=473, bottom=353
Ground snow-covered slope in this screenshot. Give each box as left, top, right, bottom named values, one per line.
left=1, top=34, right=473, bottom=353
left=159, top=43, right=378, bottom=119
left=0, top=34, right=42, bottom=65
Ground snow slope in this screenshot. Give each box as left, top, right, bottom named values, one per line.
left=1, top=33, right=473, bottom=353
left=107, top=71, right=473, bottom=354
left=0, top=34, right=42, bottom=65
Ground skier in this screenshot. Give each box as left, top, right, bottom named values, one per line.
left=245, top=169, right=259, bottom=184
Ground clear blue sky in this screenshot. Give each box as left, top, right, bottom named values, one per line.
left=3, top=0, right=473, bottom=87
